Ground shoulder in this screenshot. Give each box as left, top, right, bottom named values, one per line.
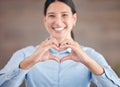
left=81, top=45, right=106, bottom=63
left=81, top=45, right=102, bottom=57
left=81, top=45, right=96, bottom=54
left=13, top=45, right=38, bottom=57
left=21, top=45, right=37, bottom=52
left=17, top=45, right=36, bottom=52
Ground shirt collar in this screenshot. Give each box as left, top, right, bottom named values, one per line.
left=49, top=48, right=72, bottom=54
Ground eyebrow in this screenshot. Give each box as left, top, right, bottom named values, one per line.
left=47, top=12, right=55, bottom=15
left=47, top=11, right=70, bottom=15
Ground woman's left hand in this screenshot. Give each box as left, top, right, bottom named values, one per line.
left=59, top=39, right=104, bottom=75
left=59, top=39, right=88, bottom=63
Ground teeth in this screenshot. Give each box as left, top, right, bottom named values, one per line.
left=54, top=28, right=64, bottom=31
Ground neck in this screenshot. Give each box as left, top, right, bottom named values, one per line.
left=50, top=36, right=72, bottom=43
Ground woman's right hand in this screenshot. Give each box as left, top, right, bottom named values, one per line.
left=19, top=38, right=60, bottom=70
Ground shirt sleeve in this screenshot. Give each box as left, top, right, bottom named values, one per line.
left=0, top=47, right=31, bottom=87
left=88, top=48, right=120, bottom=87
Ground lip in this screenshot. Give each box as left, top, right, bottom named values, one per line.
left=53, top=27, right=65, bottom=32
left=54, top=28, right=64, bottom=31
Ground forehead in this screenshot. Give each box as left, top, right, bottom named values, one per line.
left=47, top=1, right=72, bottom=14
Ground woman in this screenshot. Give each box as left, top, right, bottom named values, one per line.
left=0, top=0, right=120, bottom=87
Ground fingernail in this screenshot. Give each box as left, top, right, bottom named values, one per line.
left=59, top=44, right=61, bottom=47
left=60, top=60, right=62, bottom=64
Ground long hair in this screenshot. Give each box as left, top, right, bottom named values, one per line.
left=71, top=31, right=74, bottom=40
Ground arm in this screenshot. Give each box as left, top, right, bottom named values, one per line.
left=88, top=48, right=120, bottom=87
left=0, top=46, right=32, bottom=87
left=0, top=38, right=60, bottom=87
left=60, top=39, right=120, bottom=87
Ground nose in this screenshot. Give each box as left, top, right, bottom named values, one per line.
left=53, top=16, right=64, bottom=27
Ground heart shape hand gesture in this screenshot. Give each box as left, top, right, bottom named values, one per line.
left=32, top=38, right=87, bottom=64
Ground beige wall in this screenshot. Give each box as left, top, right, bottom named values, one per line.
left=0, top=0, right=120, bottom=87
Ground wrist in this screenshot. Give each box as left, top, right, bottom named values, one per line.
left=19, top=56, right=36, bottom=70
left=84, top=57, right=104, bottom=75
left=79, top=53, right=104, bottom=75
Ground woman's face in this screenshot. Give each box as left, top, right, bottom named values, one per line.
left=44, top=1, right=77, bottom=42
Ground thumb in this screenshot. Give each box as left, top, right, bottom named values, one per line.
left=49, top=54, right=60, bottom=63
left=60, top=54, right=71, bottom=63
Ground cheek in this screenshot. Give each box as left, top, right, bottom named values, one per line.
left=45, top=18, right=53, bottom=27
left=66, top=17, right=74, bottom=25
left=45, top=21, right=52, bottom=29
left=67, top=20, right=74, bottom=29
left=45, top=20, right=50, bottom=25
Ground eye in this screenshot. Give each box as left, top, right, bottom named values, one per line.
left=62, top=14, right=68, bottom=17
left=48, top=14, right=55, bottom=18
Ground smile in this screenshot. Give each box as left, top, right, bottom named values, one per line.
left=53, top=28, right=65, bottom=31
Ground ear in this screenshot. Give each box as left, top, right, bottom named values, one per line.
left=43, top=16, right=46, bottom=26
left=73, top=13, right=77, bottom=26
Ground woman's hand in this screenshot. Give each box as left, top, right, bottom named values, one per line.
left=59, top=39, right=87, bottom=63
left=33, top=38, right=60, bottom=63
left=59, top=39, right=104, bottom=75
left=20, top=38, right=60, bottom=70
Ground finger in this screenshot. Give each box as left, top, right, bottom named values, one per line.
left=60, top=39, right=73, bottom=48
left=40, top=40, right=59, bottom=51
left=49, top=38, right=59, bottom=47
left=49, top=54, right=60, bottom=63
left=60, top=44, right=73, bottom=50
left=60, top=39, right=70, bottom=45
left=48, top=44, right=59, bottom=51
left=40, top=38, right=58, bottom=48
left=60, top=54, right=72, bottom=63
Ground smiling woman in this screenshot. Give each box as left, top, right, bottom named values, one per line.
left=0, top=0, right=120, bottom=87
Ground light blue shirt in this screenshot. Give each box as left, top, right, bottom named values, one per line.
left=0, top=45, right=120, bottom=87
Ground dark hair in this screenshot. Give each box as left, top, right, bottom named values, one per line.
left=44, top=0, right=76, bottom=40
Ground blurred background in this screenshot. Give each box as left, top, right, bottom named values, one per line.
left=0, top=0, right=120, bottom=87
